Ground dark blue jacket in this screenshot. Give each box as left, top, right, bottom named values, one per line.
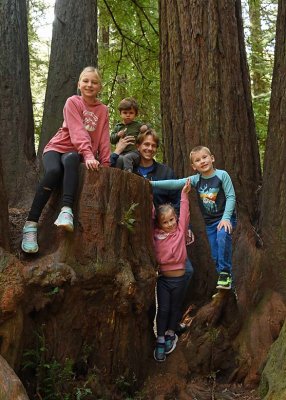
left=110, top=153, right=180, bottom=213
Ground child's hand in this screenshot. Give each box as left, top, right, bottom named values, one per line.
left=85, top=159, right=100, bottom=171
left=217, top=219, right=232, bottom=233
left=186, top=229, right=195, bottom=245
left=118, top=128, right=127, bottom=138
left=140, top=124, right=149, bottom=133
left=182, top=178, right=191, bottom=194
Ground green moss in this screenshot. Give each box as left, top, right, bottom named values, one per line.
left=0, top=254, right=10, bottom=273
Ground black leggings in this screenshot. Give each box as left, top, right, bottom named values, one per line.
left=156, top=275, right=186, bottom=337
left=27, top=151, right=81, bottom=222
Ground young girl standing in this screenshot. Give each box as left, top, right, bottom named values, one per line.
left=153, top=179, right=191, bottom=362
left=22, top=66, right=110, bottom=253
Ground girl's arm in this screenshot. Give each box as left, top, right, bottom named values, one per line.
left=178, top=180, right=190, bottom=232
left=98, top=111, right=111, bottom=166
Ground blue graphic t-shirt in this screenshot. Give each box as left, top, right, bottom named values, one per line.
left=151, top=169, right=236, bottom=224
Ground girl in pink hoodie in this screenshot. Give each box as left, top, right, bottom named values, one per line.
left=153, top=179, right=190, bottom=362
left=22, top=66, right=110, bottom=253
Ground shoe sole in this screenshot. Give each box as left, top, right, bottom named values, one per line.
left=54, top=222, right=74, bottom=232
left=153, top=350, right=166, bottom=362
left=165, top=334, right=178, bottom=355
left=216, top=285, right=231, bottom=290
left=21, top=243, right=39, bottom=253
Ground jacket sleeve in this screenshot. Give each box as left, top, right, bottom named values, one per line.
left=221, top=171, right=236, bottom=220
left=178, top=191, right=190, bottom=234
left=98, top=109, right=111, bottom=166
left=150, top=177, right=189, bottom=190
left=110, top=152, right=119, bottom=167
left=110, top=124, right=121, bottom=144
left=63, top=97, right=95, bottom=161
left=166, top=169, right=181, bottom=215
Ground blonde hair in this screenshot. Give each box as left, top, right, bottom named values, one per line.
left=78, top=66, right=102, bottom=86
left=190, top=145, right=212, bottom=161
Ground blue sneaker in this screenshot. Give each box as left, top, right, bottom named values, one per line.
left=165, top=334, right=178, bottom=355
left=54, top=208, right=74, bottom=232
left=154, top=343, right=166, bottom=362
left=21, top=225, right=39, bottom=253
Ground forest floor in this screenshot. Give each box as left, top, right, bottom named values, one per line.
left=8, top=208, right=261, bottom=400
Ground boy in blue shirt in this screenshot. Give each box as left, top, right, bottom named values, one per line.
left=150, top=145, right=236, bottom=290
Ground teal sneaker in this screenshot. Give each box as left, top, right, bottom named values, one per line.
left=216, top=272, right=232, bottom=290
left=54, top=208, right=74, bottom=232
left=165, top=334, right=178, bottom=355
left=21, top=225, right=39, bottom=253
left=154, top=343, right=166, bottom=362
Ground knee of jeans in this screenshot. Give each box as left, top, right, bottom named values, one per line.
left=45, top=168, right=62, bottom=184
left=217, top=227, right=230, bottom=241
left=158, top=307, right=169, bottom=316
left=63, top=152, right=80, bottom=167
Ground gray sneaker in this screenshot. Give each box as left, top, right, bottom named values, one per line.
left=54, top=208, right=74, bottom=232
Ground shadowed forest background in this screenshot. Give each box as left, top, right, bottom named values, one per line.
left=0, top=0, right=286, bottom=399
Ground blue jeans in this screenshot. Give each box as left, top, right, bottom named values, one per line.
left=205, top=217, right=236, bottom=275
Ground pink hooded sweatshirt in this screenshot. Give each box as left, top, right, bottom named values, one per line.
left=44, top=95, right=110, bottom=165
left=153, top=191, right=190, bottom=272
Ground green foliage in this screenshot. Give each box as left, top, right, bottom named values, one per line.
left=21, top=326, right=93, bottom=399
left=115, top=373, right=138, bottom=398
left=27, top=0, right=51, bottom=150
left=98, top=0, right=160, bottom=134
left=120, top=202, right=138, bottom=232
left=242, top=0, right=278, bottom=161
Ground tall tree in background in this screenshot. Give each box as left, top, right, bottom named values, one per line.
left=38, top=0, right=98, bottom=154
left=160, top=0, right=286, bottom=386
left=259, top=0, right=286, bottom=301
left=98, top=0, right=160, bottom=131
left=247, top=0, right=277, bottom=155
left=0, top=0, right=37, bottom=207
left=160, top=0, right=261, bottom=298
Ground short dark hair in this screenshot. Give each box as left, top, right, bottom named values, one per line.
left=118, top=97, right=139, bottom=115
left=136, top=128, right=160, bottom=147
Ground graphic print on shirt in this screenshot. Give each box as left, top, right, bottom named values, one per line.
left=83, top=110, right=98, bottom=132
left=198, top=183, right=219, bottom=214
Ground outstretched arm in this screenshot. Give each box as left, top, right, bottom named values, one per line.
left=150, top=176, right=191, bottom=190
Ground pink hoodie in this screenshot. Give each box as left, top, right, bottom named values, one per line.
left=44, top=95, right=110, bottom=165
left=153, top=191, right=190, bottom=272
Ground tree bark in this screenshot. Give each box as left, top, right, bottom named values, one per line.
left=0, top=0, right=37, bottom=207
left=38, top=0, right=98, bottom=154
left=158, top=0, right=286, bottom=387
left=0, top=159, right=9, bottom=251
left=259, top=0, right=286, bottom=285
left=159, top=0, right=261, bottom=300
left=2, top=168, right=157, bottom=397
left=0, top=355, right=29, bottom=400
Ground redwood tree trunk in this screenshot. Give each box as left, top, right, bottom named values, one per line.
left=1, top=169, right=157, bottom=398
left=38, top=0, right=98, bottom=154
left=259, top=0, right=286, bottom=287
left=0, top=0, right=37, bottom=207
left=0, top=160, right=9, bottom=251
left=159, top=0, right=261, bottom=300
